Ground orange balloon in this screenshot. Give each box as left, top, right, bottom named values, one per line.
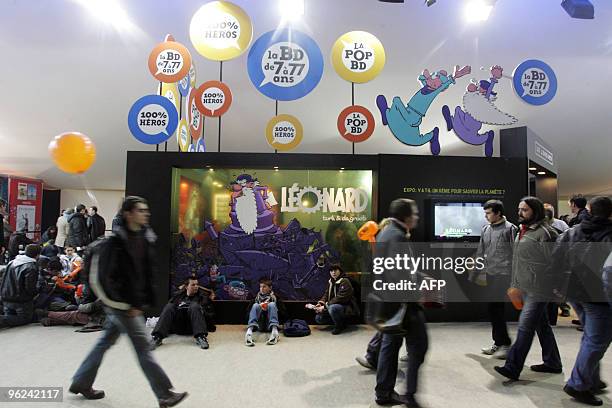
left=49, top=132, right=96, bottom=174
left=358, top=221, right=379, bottom=242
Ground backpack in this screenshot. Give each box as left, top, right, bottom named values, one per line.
left=283, top=319, right=311, bottom=337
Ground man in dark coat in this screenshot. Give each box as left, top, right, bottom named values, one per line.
left=0, top=244, right=41, bottom=328
left=70, top=196, right=188, bottom=407
left=87, top=206, right=106, bottom=242
left=150, top=277, right=216, bottom=350
left=569, top=195, right=590, bottom=228
left=550, top=196, right=612, bottom=406
left=66, top=204, right=90, bottom=249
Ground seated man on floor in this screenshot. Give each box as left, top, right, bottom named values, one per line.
left=245, top=278, right=284, bottom=346
left=59, top=245, right=83, bottom=279
left=310, top=264, right=359, bottom=335
left=0, top=244, right=41, bottom=328
left=151, top=277, right=215, bottom=350
left=38, top=297, right=105, bottom=331
left=36, top=257, right=78, bottom=311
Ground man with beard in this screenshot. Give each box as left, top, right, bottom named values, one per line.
left=442, top=65, right=517, bottom=157
left=550, top=196, right=612, bottom=406
left=494, top=197, right=562, bottom=381
left=376, top=65, right=471, bottom=156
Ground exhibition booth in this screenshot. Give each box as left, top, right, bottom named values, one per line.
left=124, top=125, right=557, bottom=322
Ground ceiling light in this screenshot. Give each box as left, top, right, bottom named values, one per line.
left=529, top=167, right=537, bottom=171
left=273, top=166, right=279, bottom=169
left=538, top=171, right=546, bottom=175
left=279, top=0, right=304, bottom=22
left=465, top=0, right=495, bottom=23
left=72, top=0, right=135, bottom=32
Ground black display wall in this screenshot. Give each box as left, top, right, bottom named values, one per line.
left=126, top=152, right=530, bottom=322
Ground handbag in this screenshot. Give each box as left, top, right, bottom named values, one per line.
left=365, top=293, right=410, bottom=335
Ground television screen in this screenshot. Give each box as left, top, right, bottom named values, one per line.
left=433, top=202, right=486, bottom=240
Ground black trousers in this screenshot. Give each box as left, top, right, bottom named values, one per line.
left=152, top=302, right=207, bottom=338
left=485, top=274, right=512, bottom=346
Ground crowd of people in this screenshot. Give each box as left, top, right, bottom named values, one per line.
left=0, top=194, right=610, bottom=408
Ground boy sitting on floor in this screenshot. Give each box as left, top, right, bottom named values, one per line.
left=309, top=264, right=359, bottom=335
left=245, top=278, right=282, bottom=346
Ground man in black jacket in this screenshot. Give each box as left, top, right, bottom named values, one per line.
left=551, top=196, right=612, bottom=406
left=569, top=195, right=590, bottom=228
left=0, top=244, right=41, bottom=328
left=151, top=277, right=215, bottom=350
left=7, top=229, right=32, bottom=260
left=66, top=204, right=90, bottom=249
left=87, top=206, right=106, bottom=242
left=70, top=197, right=188, bottom=408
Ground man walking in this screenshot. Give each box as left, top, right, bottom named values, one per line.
left=477, top=200, right=517, bottom=359
left=70, top=196, right=188, bottom=407
left=551, top=196, right=612, bottom=406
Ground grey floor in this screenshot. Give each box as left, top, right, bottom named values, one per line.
left=0, top=319, right=609, bottom=408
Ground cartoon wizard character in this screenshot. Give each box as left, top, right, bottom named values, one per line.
left=376, top=65, right=471, bottom=155
left=442, top=65, right=517, bottom=157
left=231, top=174, right=278, bottom=235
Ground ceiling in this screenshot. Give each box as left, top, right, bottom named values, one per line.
left=1, top=0, right=611, bottom=196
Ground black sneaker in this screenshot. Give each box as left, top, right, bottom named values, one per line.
left=405, top=394, right=422, bottom=408
left=563, top=385, right=603, bottom=406
left=494, top=366, right=519, bottom=381
left=331, top=325, right=345, bottom=335
left=375, top=391, right=404, bottom=405
left=530, top=364, right=562, bottom=374
left=69, top=385, right=105, bottom=400
left=150, top=336, right=163, bottom=350
left=591, top=380, right=607, bottom=395
left=195, top=336, right=209, bottom=349
left=355, top=356, right=376, bottom=370
left=158, top=391, right=188, bottom=408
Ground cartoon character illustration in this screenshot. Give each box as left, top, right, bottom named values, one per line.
left=442, top=65, right=517, bottom=157
left=376, top=65, right=472, bottom=155
left=229, top=174, right=278, bottom=235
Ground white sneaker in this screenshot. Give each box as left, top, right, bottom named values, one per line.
left=266, top=333, right=279, bottom=345
left=492, top=345, right=510, bottom=359
left=245, top=333, right=254, bottom=347
left=481, top=344, right=499, bottom=355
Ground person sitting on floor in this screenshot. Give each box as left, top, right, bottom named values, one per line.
left=38, top=298, right=106, bottom=331
left=150, top=277, right=216, bottom=350
left=0, top=244, right=41, bottom=328
left=245, top=278, right=283, bottom=346
left=59, top=245, right=83, bottom=279
left=36, top=257, right=78, bottom=311
left=311, top=264, right=359, bottom=335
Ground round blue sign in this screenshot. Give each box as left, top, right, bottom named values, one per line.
left=178, top=73, right=190, bottom=97
left=512, top=59, right=557, bottom=106
left=195, top=138, right=206, bottom=152
left=128, top=95, right=179, bottom=145
left=247, top=29, right=324, bottom=101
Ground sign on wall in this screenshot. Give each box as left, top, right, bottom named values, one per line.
left=148, top=41, right=192, bottom=83
left=331, top=31, right=386, bottom=83
left=247, top=29, right=324, bottom=101
left=128, top=95, right=179, bottom=145
left=189, top=1, right=253, bottom=61
left=337, top=105, right=375, bottom=143
left=266, top=114, right=303, bottom=151
left=512, top=59, right=557, bottom=106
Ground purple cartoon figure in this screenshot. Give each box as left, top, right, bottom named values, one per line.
left=442, top=65, right=517, bottom=157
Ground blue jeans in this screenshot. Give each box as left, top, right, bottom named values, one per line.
left=315, top=304, right=346, bottom=327
left=375, top=306, right=428, bottom=398
left=567, top=302, right=612, bottom=391
left=0, top=301, right=34, bottom=327
left=503, top=295, right=562, bottom=377
left=247, top=302, right=279, bottom=331
left=71, top=308, right=173, bottom=399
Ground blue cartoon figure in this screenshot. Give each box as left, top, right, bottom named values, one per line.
left=376, top=65, right=471, bottom=155
left=442, top=65, right=517, bottom=157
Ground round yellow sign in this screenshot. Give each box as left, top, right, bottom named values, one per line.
left=189, top=1, right=253, bottom=61
left=177, top=119, right=189, bottom=152
left=331, top=31, right=386, bottom=83
left=266, top=114, right=303, bottom=151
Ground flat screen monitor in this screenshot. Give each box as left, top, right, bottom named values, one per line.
left=433, top=202, right=486, bottom=241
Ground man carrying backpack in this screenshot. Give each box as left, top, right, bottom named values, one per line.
left=69, top=197, right=188, bottom=407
